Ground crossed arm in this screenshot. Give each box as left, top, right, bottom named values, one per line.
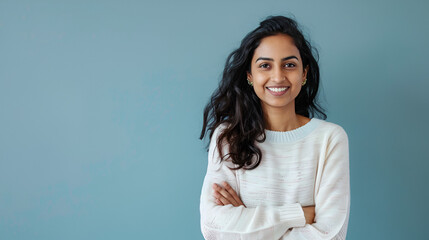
left=212, top=181, right=316, bottom=225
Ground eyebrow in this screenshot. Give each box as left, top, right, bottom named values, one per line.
left=255, top=56, right=298, bottom=63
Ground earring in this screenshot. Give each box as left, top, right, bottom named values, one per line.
left=247, top=78, right=253, bottom=86
left=302, top=78, right=307, bottom=86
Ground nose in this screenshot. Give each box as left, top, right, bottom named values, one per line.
left=271, top=66, right=285, bottom=82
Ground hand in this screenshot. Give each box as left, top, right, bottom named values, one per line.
left=212, top=181, right=246, bottom=207
left=302, top=205, right=316, bottom=224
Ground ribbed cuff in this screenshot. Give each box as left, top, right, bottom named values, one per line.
left=279, top=203, right=306, bottom=228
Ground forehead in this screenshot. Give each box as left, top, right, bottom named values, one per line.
left=252, top=34, right=300, bottom=59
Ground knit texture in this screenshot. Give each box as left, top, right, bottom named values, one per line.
left=200, top=118, right=350, bottom=240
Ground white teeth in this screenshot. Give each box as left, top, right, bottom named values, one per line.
left=267, top=87, right=289, bottom=92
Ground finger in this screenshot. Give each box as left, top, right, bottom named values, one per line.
left=213, top=183, right=238, bottom=205
left=212, top=185, right=224, bottom=205
left=216, top=185, right=239, bottom=206
left=222, top=181, right=244, bottom=206
left=214, top=190, right=233, bottom=205
left=212, top=187, right=231, bottom=205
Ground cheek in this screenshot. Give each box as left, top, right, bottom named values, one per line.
left=252, top=83, right=266, bottom=99
left=290, top=73, right=305, bottom=85
left=252, top=72, right=268, bottom=83
left=291, top=84, right=303, bottom=98
left=253, top=85, right=265, bottom=96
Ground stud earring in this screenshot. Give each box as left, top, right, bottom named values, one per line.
left=302, top=78, right=307, bottom=86
left=247, top=78, right=253, bottom=86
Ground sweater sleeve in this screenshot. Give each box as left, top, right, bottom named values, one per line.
left=200, top=126, right=306, bottom=240
left=280, top=127, right=351, bottom=240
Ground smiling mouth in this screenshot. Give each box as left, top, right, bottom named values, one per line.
left=266, top=87, right=289, bottom=96
left=267, top=87, right=289, bottom=92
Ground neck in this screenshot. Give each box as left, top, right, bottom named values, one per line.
left=262, top=102, right=303, bottom=132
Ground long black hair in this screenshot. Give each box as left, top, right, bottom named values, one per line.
left=200, top=15, right=326, bottom=170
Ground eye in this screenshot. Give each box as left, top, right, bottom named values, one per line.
left=259, top=63, right=270, bottom=69
left=284, top=63, right=296, bottom=68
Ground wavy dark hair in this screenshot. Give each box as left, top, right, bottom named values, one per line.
left=200, top=15, right=327, bottom=170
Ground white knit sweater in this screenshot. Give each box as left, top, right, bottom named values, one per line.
left=200, top=118, right=350, bottom=240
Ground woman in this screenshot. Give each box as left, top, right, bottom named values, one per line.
left=199, top=16, right=350, bottom=240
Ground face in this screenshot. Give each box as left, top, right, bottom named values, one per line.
left=247, top=34, right=308, bottom=113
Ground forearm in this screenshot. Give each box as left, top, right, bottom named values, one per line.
left=200, top=174, right=306, bottom=239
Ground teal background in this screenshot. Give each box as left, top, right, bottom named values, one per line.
left=1, top=0, right=428, bottom=239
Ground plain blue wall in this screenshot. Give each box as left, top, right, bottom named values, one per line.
left=1, top=0, right=428, bottom=239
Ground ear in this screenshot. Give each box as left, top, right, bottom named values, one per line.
left=303, top=65, right=309, bottom=80
left=247, top=71, right=252, bottom=81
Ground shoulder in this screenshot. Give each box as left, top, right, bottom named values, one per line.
left=313, top=118, right=348, bottom=142
left=208, top=123, right=236, bottom=168
left=208, top=122, right=231, bottom=155
left=210, top=122, right=230, bottom=142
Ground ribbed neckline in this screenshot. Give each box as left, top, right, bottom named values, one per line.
left=264, top=118, right=322, bottom=143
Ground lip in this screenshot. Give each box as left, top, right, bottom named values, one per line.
left=266, top=86, right=289, bottom=96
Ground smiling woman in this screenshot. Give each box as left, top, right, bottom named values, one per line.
left=199, top=16, right=350, bottom=240
left=247, top=34, right=309, bottom=128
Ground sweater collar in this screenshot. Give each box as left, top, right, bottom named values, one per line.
left=264, top=118, right=322, bottom=143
